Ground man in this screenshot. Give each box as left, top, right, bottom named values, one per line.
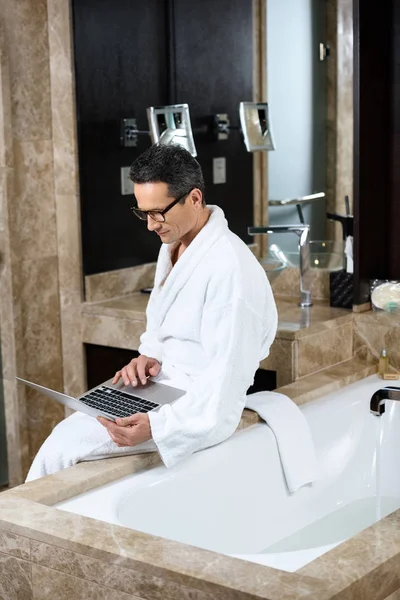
left=26, top=144, right=277, bottom=480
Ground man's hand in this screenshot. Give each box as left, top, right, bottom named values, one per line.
left=97, top=413, right=152, bottom=447
left=113, top=355, right=161, bottom=387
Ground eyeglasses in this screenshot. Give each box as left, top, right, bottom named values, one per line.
left=131, top=189, right=193, bottom=223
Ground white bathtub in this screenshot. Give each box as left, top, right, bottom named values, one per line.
left=55, top=374, right=400, bottom=572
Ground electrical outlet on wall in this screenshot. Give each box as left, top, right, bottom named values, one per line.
left=121, top=166, right=133, bottom=196
left=213, top=157, right=226, bottom=184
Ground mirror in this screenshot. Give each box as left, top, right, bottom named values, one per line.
left=147, top=104, right=197, bottom=157
left=265, top=0, right=352, bottom=261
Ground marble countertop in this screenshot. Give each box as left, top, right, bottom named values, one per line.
left=82, top=292, right=352, bottom=341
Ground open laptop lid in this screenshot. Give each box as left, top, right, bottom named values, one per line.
left=16, top=376, right=104, bottom=419
left=16, top=376, right=186, bottom=422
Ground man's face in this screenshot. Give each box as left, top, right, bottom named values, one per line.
left=134, top=182, right=202, bottom=245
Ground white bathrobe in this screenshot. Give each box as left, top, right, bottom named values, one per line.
left=26, top=206, right=278, bottom=481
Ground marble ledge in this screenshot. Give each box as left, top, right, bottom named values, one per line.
left=81, top=292, right=353, bottom=341
left=85, top=264, right=157, bottom=303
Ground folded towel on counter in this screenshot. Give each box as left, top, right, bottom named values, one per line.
left=245, top=391, right=318, bottom=493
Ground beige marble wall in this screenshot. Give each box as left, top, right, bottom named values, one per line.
left=47, top=0, right=85, bottom=401
left=354, top=312, right=400, bottom=373
left=326, top=0, right=354, bottom=242
left=0, top=19, right=29, bottom=487
left=0, top=0, right=85, bottom=485
left=0, top=1, right=66, bottom=484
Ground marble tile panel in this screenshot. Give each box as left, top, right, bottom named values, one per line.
left=3, top=0, right=52, bottom=142
left=9, top=141, right=57, bottom=260
left=237, top=408, right=260, bottom=430
left=85, top=264, right=157, bottom=302
left=55, top=194, right=83, bottom=295
left=82, top=293, right=148, bottom=321
left=336, top=25, right=354, bottom=216
left=297, top=322, right=353, bottom=378
left=337, top=0, right=353, bottom=37
left=354, top=313, right=400, bottom=370
left=325, top=1, right=337, bottom=220
left=30, top=541, right=215, bottom=600
left=3, top=377, right=29, bottom=487
left=0, top=529, right=30, bottom=560
left=15, top=256, right=64, bottom=462
left=0, top=550, right=32, bottom=599
left=17, top=257, right=62, bottom=383
left=252, top=0, right=267, bottom=262
left=0, top=238, right=17, bottom=383
left=47, top=0, right=80, bottom=196
left=278, top=357, right=376, bottom=406
left=24, top=386, right=65, bottom=467
left=299, top=509, right=400, bottom=600
left=54, top=193, right=85, bottom=397
left=261, top=338, right=297, bottom=387
left=353, top=302, right=372, bottom=313
left=81, top=314, right=145, bottom=351
left=0, top=167, right=6, bottom=233
left=31, top=563, right=142, bottom=600
left=57, top=294, right=86, bottom=399
left=271, top=268, right=330, bottom=301
left=0, top=22, right=13, bottom=169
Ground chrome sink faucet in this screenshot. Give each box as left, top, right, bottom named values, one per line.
left=248, top=224, right=312, bottom=307
left=370, top=387, right=400, bottom=415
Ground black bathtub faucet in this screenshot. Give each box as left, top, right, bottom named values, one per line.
left=370, top=387, right=400, bottom=416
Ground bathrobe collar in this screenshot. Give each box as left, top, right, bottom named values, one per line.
left=152, top=205, right=228, bottom=327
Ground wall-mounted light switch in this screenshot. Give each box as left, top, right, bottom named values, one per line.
left=121, top=166, right=133, bottom=196
left=213, top=157, right=226, bottom=184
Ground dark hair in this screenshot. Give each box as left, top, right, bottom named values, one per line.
left=129, top=144, right=206, bottom=205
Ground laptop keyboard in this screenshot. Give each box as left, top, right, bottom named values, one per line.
left=79, top=386, right=160, bottom=418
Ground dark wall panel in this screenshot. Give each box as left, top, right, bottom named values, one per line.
left=353, top=0, right=400, bottom=303
left=72, top=0, right=168, bottom=275
left=86, top=344, right=139, bottom=389
left=174, top=0, right=254, bottom=243
left=388, top=0, right=400, bottom=277
left=73, top=0, right=254, bottom=276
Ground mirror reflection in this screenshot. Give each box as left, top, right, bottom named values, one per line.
left=267, top=0, right=330, bottom=259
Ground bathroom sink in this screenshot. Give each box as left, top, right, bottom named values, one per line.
left=259, top=254, right=287, bottom=280
left=269, top=241, right=344, bottom=272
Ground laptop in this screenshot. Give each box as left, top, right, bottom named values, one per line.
left=16, top=376, right=186, bottom=422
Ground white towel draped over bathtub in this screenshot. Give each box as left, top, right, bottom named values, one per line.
left=26, top=205, right=316, bottom=490
left=245, top=392, right=318, bottom=492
